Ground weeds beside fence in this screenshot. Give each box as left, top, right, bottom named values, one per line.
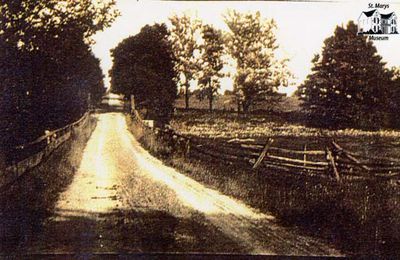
left=0, top=112, right=92, bottom=189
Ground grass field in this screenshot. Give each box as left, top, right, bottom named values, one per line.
left=170, top=109, right=400, bottom=159
left=174, top=94, right=302, bottom=112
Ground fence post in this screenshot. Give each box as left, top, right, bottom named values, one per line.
left=327, top=147, right=341, bottom=182
left=252, top=138, right=274, bottom=170
left=130, top=95, right=135, bottom=114
left=185, top=139, right=191, bottom=159
left=13, top=160, right=19, bottom=181
left=332, top=140, right=371, bottom=172
left=303, top=144, right=307, bottom=167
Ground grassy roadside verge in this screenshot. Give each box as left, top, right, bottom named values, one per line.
left=127, top=114, right=400, bottom=256
left=0, top=115, right=97, bottom=253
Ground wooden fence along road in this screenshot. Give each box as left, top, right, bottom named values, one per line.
left=132, top=110, right=400, bottom=183
left=2, top=107, right=399, bottom=192
left=0, top=112, right=91, bottom=190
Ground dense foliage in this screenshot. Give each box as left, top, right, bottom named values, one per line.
left=224, top=10, right=291, bottom=112
left=0, top=1, right=118, bottom=147
left=297, top=21, right=395, bottom=129
left=110, top=24, right=178, bottom=125
left=169, top=14, right=202, bottom=109
left=196, top=24, right=225, bottom=111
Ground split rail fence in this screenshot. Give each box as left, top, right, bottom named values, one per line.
left=0, top=112, right=91, bottom=189
left=132, top=110, right=400, bottom=182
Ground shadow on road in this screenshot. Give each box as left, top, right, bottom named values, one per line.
left=21, top=208, right=247, bottom=254
left=1, top=197, right=247, bottom=254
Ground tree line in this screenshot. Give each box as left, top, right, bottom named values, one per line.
left=110, top=11, right=291, bottom=124
left=110, top=12, right=399, bottom=130
left=169, top=11, right=292, bottom=113
left=0, top=1, right=118, bottom=148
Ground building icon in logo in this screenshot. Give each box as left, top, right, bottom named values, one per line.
left=358, top=9, right=398, bottom=34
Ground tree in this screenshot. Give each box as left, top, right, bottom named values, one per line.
left=0, top=0, right=118, bottom=51
left=0, top=1, right=117, bottom=148
left=169, top=14, right=201, bottom=109
left=297, top=21, right=393, bottom=129
left=196, top=24, right=225, bottom=111
left=110, top=24, right=177, bottom=125
left=224, top=10, right=290, bottom=112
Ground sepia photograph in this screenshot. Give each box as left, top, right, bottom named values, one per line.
left=1, top=0, right=400, bottom=257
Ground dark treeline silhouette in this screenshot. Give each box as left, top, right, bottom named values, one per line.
left=0, top=1, right=118, bottom=150
left=297, top=21, right=400, bottom=130
left=110, top=23, right=177, bottom=126
left=0, top=39, right=104, bottom=147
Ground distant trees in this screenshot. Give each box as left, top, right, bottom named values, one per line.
left=196, top=25, right=225, bottom=111
left=224, top=10, right=291, bottom=112
left=169, top=14, right=202, bottom=110
left=110, top=24, right=177, bottom=125
left=297, top=21, right=394, bottom=129
left=109, top=12, right=400, bottom=132
left=0, top=1, right=117, bottom=146
left=165, top=11, right=292, bottom=113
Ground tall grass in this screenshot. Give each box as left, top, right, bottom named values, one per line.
left=126, top=116, right=173, bottom=157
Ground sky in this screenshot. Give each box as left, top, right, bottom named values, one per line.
left=92, top=0, right=400, bottom=96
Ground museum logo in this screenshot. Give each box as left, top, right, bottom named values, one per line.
left=357, top=4, right=398, bottom=40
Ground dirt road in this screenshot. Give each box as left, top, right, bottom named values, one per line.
left=17, top=113, right=340, bottom=255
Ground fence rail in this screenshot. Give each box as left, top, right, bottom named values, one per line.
left=0, top=112, right=91, bottom=189
left=131, top=110, right=400, bottom=182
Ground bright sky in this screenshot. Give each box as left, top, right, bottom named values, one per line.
left=92, top=0, right=400, bottom=96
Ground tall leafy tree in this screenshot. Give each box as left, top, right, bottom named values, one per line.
left=0, top=1, right=117, bottom=148
left=297, top=21, right=393, bottom=129
left=0, top=0, right=118, bottom=50
left=110, top=24, right=177, bottom=125
left=224, top=10, right=290, bottom=112
left=196, top=24, right=225, bottom=111
left=169, top=14, right=201, bottom=109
